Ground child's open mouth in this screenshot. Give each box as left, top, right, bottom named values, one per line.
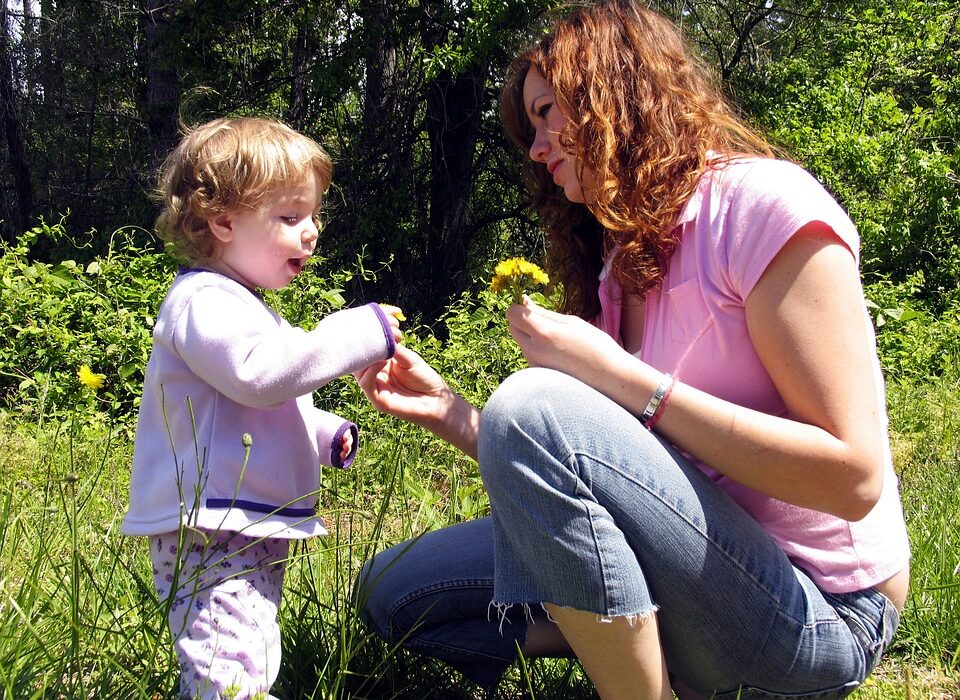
left=289, top=258, right=306, bottom=274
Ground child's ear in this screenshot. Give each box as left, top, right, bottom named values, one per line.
left=208, top=212, right=234, bottom=243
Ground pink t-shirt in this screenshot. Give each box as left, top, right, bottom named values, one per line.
left=596, top=157, right=910, bottom=593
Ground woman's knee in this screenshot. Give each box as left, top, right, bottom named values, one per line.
left=478, top=367, right=579, bottom=480
left=482, top=367, right=571, bottom=424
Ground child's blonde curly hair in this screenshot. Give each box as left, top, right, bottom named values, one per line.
left=155, top=117, right=333, bottom=264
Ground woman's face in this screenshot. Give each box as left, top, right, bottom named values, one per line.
left=522, top=68, right=593, bottom=204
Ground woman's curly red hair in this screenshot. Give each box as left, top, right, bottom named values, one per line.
left=501, top=0, right=774, bottom=318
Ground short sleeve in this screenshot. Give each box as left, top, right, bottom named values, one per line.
left=722, top=159, right=861, bottom=301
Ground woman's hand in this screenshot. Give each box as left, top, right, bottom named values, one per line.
left=355, top=344, right=481, bottom=459
left=506, top=296, right=626, bottom=386
left=355, top=344, right=447, bottom=422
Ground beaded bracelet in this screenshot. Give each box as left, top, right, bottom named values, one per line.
left=640, top=373, right=674, bottom=430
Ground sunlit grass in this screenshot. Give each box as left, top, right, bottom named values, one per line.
left=1, top=365, right=959, bottom=699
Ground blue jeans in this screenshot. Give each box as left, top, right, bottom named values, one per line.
left=356, top=368, right=900, bottom=697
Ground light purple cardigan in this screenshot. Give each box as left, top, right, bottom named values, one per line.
left=122, top=269, right=396, bottom=539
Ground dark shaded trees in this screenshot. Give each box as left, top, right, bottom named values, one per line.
left=0, top=2, right=33, bottom=244
left=322, top=0, right=552, bottom=318
left=0, top=0, right=955, bottom=321
left=143, top=0, right=180, bottom=167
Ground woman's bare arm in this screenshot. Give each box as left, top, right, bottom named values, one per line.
left=507, top=223, right=884, bottom=519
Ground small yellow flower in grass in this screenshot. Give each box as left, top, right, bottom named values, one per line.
left=77, top=364, right=105, bottom=391
left=490, top=257, right=549, bottom=303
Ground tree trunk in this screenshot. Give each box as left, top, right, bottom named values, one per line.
left=143, top=0, right=179, bottom=166
left=286, top=20, right=310, bottom=130
left=423, top=60, right=487, bottom=319
left=38, top=0, right=62, bottom=111
left=360, top=0, right=397, bottom=132
left=0, top=1, right=34, bottom=243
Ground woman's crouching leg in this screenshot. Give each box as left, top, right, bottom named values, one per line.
left=478, top=367, right=660, bottom=618
left=354, top=518, right=528, bottom=688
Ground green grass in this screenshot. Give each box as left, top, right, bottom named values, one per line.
left=1, top=369, right=959, bottom=699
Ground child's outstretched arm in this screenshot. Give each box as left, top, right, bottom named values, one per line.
left=168, top=281, right=397, bottom=408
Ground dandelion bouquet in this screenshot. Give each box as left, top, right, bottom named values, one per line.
left=490, top=258, right=549, bottom=304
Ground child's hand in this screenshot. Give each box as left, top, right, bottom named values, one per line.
left=339, top=431, right=354, bottom=463
left=378, top=304, right=404, bottom=342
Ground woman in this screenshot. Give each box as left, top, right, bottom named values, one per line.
left=354, top=1, right=910, bottom=697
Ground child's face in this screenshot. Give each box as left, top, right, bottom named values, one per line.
left=208, top=175, right=321, bottom=290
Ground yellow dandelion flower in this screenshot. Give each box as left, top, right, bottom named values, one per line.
left=77, top=364, right=105, bottom=391
left=490, top=257, right=549, bottom=303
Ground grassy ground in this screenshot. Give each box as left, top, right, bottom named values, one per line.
left=1, top=368, right=958, bottom=699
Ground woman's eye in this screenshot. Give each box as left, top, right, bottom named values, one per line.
left=537, top=103, right=551, bottom=119
left=281, top=215, right=300, bottom=224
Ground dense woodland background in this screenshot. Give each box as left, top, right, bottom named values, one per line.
left=0, top=0, right=957, bottom=322
left=0, top=3, right=958, bottom=697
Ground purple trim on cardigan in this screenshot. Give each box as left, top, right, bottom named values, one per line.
left=331, top=422, right=359, bottom=469
left=178, top=266, right=266, bottom=299
left=368, top=302, right=397, bottom=358
left=205, top=498, right=316, bottom=518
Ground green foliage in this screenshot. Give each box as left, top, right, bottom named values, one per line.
left=739, top=0, right=960, bottom=310
left=0, top=420, right=173, bottom=699
left=421, top=287, right=530, bottom=406
left=865, top=277, right=960, bottom=382
left=0, top=221, right=173, bottom=425
left=886, top=369, right=960, bottom=671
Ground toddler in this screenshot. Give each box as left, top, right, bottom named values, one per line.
left=121, top=117, right=401, bottom=699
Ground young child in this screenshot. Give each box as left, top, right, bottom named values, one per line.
left=121, top=117, right=401, bottom=699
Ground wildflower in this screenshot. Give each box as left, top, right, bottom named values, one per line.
left=490, top=257, right=549, bottom=303
left=77, top=364, right=105, bottom=390
left=381, top=305, right=405, bottom=322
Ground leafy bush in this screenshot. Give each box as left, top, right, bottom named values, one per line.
left=0, top=222, right=172, bottom=425
left=739, top=1, right=960, bottom=312
left=865, top=277, right=960, bottom=383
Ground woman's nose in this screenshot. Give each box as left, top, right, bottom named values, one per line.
left=529, top=127, right=549, bottom=163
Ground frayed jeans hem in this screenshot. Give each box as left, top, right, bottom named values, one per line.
left=490, top=598, right=660, bottom=628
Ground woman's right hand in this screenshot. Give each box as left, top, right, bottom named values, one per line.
left=355, top=344, right=481, bottom=460
left=507, top=295, right=631, bottom=389
left=355, top=344, right=447, bottom=422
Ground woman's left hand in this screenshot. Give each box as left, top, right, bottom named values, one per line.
left=506, top=296, right=626, bottom=385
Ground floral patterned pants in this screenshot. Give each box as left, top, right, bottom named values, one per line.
left=150, top=529, right=289, bottom=700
